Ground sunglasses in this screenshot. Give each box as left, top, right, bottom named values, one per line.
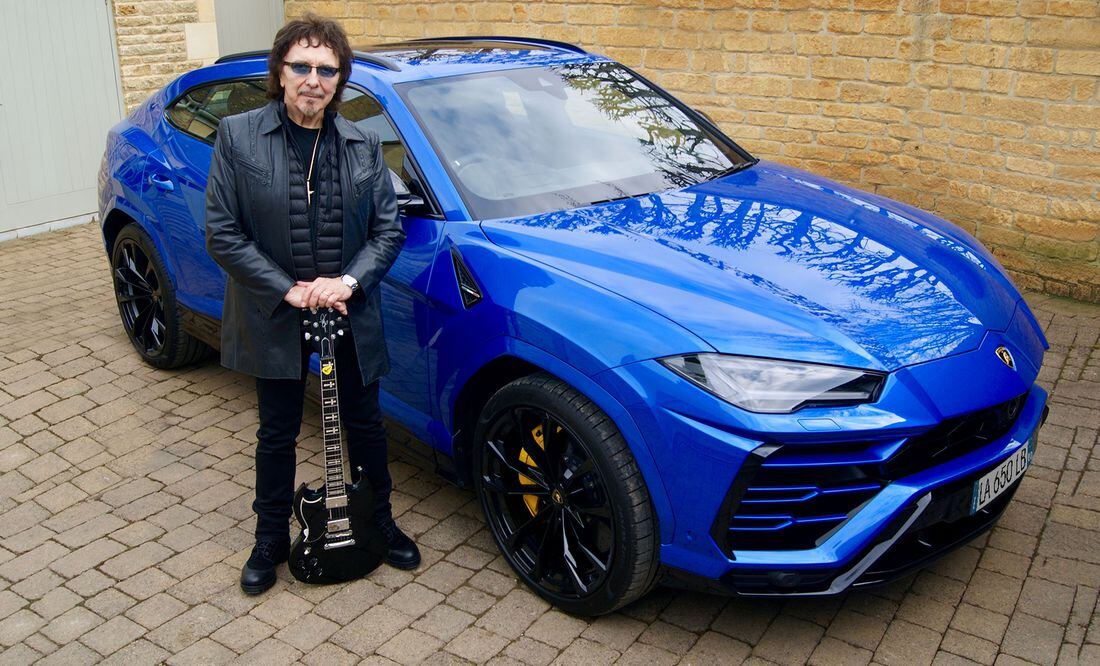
left=284, top=61, right=340, bottom=79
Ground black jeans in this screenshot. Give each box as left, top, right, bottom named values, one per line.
left=253, top=335, right=392, bottom=542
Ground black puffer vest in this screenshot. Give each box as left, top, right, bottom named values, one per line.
left=286, top=119, right=343, bottom=280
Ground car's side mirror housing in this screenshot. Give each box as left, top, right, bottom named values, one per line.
left=389, top=169, right=425, bottom=211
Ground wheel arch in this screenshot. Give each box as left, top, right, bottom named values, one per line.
left=446, top=336, right=675, bottom=543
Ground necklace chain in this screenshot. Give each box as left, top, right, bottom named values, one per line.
left=305, top=128, right=321, bottom=206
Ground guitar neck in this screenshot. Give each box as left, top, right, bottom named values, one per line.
left=319, top=354, right=347, bottom=503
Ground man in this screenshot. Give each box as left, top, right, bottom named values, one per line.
left=205, top=14, right=416, bottom=595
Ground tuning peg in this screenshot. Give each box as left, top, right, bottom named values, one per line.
left=329, top=333, right=337, bottom=340
left=336, top=329, right=345, bottom=336
left=312, top=322, right=319, bottom=328
left=336, top=316, right=344, bottom=322
left=304, top=332, right=311, bottom=340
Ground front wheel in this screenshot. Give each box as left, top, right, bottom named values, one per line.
left=473, top=373, right=659, bottom=615
left=110, top=224, right=209, bottom=369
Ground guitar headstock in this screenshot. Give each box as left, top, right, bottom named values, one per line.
left=301, top=308, right=349, bottom=356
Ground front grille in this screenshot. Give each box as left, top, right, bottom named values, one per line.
left=717, top=394, right=1027, bottom=553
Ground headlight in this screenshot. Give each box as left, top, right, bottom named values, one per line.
left=659, top=353, right=885, bottom=414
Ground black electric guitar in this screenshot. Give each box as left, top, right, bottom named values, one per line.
left=289, top=308, right=386, bottom=584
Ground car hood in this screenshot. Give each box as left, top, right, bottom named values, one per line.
left=479, top=161, right=1021, bottom=371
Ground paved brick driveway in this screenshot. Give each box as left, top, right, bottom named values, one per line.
left=0, top=223, right=1097, bottom=665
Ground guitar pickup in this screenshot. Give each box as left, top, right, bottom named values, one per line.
left=326, top=495, right=348, bottom=509
left=327, top=518, right=351, bottom=532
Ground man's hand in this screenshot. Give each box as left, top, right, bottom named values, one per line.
left=283, top=284, right=308, bottom=308
left=298, top=277, right=351, bottom=315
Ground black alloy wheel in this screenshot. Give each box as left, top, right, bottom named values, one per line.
left=110, top=225, right=208, bottom=368
left=474, top=374, right=659, bottom=616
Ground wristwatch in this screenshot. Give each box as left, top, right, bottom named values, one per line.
left=340, top=274, right=359, bottom=292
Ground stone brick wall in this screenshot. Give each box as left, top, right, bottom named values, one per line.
left=288, top=0, right=1100, bottom=302
left=111, top=0, right=216, bottom=111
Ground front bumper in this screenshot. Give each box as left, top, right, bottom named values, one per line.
left=595, top=323, right=1048, bottom=595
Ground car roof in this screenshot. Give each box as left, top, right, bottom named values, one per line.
left=215, top=37, right=606, bottom=84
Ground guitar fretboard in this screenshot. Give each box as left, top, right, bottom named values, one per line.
left=319, top=356, right=348, bottom=520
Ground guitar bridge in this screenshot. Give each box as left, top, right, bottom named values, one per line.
left=324, top=530, right=356, bottom=550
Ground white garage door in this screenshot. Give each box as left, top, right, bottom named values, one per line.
left=0, top=0, right=124, bottom=235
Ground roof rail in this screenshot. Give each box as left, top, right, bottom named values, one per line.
left=214, top=49, right=401, bottom=72
left=214, top=50, right=268, bottom=64
left=393, top=36, right=587, bottom=55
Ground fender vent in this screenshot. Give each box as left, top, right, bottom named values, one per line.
left=450, top=247, right=482, bottom=308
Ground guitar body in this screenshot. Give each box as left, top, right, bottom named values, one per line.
left=289, top=470, right=386, bottom=584
left=288, top=308, right=387, bottom=585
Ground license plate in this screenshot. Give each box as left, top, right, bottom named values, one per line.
left=971, top=437, right=1035, bottom=514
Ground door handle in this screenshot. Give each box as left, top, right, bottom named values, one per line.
left=148, top=173, right=175, bottom=192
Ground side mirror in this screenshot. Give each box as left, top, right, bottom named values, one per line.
left=389, top=169, right=425, bottom=210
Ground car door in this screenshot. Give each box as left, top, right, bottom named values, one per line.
left=151, top=78, right=269, bottom=317
left=332, top=86, right=447, bottom=444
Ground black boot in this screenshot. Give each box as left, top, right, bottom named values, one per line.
left=377, top=518, right=420, bottom=570
left=240, top=539, right=289, bottom=595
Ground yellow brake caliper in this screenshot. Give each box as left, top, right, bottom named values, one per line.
left=518, top=423, right=544, bottom=515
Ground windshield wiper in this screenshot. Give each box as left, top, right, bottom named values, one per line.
left=710, top=159, right=758, bottom=181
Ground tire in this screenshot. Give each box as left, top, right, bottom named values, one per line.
left=473, top=373, right=660, bottom=615
left=110, top=224, right=209, bottom=369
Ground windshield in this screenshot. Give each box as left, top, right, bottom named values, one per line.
left=397, top=61, right=751, bottom=219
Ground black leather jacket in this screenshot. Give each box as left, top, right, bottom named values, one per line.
left=205, top=101, right=405, bottom=383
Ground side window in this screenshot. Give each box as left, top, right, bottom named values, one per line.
left=167, top=79, right=267, bottom=143
left=341, top=87, right=410, bottom=183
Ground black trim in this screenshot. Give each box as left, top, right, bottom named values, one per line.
left=179, top=305, right=221, bottom=350
left=450, top=247, right=483, bottom=308
left=622, top=65, right=756, bottom=166
left=165, top=77, right=266, bottom=146
left=708, top=443, right=779, bottom=558
left=215, top=49, right=402, bottom=72
left=379, top=36, right=587, bottom=55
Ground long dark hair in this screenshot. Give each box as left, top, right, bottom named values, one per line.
left=266, top=13, right=352, bottom=114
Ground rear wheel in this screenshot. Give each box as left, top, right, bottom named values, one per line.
left=110, top=225, right=209, bottom=368
left=474, top=373, right=659, bottom=616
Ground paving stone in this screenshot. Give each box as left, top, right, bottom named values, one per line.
left=115, top=566, right=175, bottom=601
left=417, top=560, right=475, bottom=595
left=79, top=615, right=146, bottom=656
left=826, top=609, right=889, bottom=650
left=524, top=610, right=588, bottom=649
left=875, top=619, right=941, bottom=666
left=99, top=541, right=173, bottom=579
left=809, top=636, right=874, bottom=666
left=1000, top=612, right=1064, bottom=665
left=34, top=641, right=100, bottom=666
left=39, top=606, right=103, bottom=645
left=638, top=620, right=699, bottom=657
left=502, top=636, right=559, bottom=666
left=146, top=602, right=232, bottom=653
left=412, top=604, right=477, bottom=642
left=952, top=603, right=1011, bottom=643
left=312, top=578, right=387, bottom=625
left=165, top=637, right=236, bottom=665
left=446, top=626, right=511, bottom=663
left=616, top=641, right=679, bottom=666
left=50, top=538, right=127, bottom=578
left=29, top=586, right=82, bottom=620
left=64, top=568, right=116, bottom=598
left=272, top=612, right=339, bottom=653
left=330, top=604, right=413, bottom=655
left=0, top=609, right=45, bottom=646
left=125, top=592, right=189, bottom=630
left=209, top=614, right=275, bottom=653
left=384, top=581, right=446, bottom=619
left=475, top=587, right=549, bottom=640
left=84, top=588, right=136, bottom=620
left=99, top=638, right=170, bottom=665
left=759, top=615, right=836, bottom=664
left=378, top=627, right=445, bottom=663
left=551, top=637, right=618, bottom=665
left=1017, top=577, right=1076, bottom=625
left=301, top=642, right=359, bottom=666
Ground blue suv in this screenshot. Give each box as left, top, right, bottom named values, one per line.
left=99, top=38, right=1048, bottom=615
